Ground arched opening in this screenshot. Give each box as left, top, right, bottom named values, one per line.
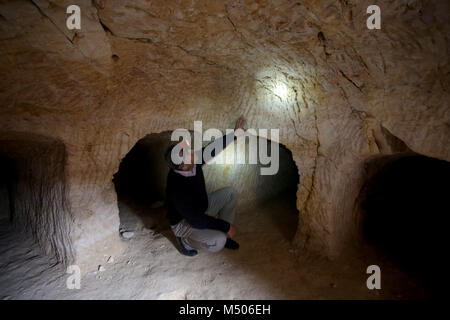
left=113, top=131, right=299, bottom=244
left=0, top=132, right=72, bottom=264
left=0, top=132, right=73, bottom=297
left=113, top=131, right=174, bottom=237
left=0, top=156, right=13, bottom=224
left=354, top=154, right=449, bottom=297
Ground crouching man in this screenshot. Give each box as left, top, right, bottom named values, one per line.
left=164, top=116, right=246, bottom=256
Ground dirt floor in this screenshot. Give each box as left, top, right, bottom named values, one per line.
left=0, top=194, right=427, bottom=300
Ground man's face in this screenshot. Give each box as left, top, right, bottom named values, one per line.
left=178, top=139, right=195, bottom=171
left=181, top=148, right=195, bottom=171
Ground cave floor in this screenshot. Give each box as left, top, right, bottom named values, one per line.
left=0, top=195, right=427, bottom=299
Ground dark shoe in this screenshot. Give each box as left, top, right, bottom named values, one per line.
left=176, top=237, right=198, bottom=256
left=225, top=238, right=239, bottom=250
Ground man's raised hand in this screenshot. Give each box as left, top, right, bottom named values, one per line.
left=234, top=115, right=247, bottom=132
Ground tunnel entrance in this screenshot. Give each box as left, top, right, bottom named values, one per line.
left=113, top=131, right=299, bottom=244
left=355, top=154, right=449, bottom=297
left=0, top=157, right=13, bottom=224
left=113, top=132, right=174, bottom=236
left=0, top=132, right=72, bottom=264
left=0, top=132, right=73, bottom=297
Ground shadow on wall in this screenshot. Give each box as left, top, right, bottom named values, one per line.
left=113, top=131, right=299, bottom=241
left=112, top=131, right=174, bottom=242
left=354, top=154, right=449, bottom=297
left=113, top=131, right=172, bottom=206
left=0, top=132, right=73, bottom=264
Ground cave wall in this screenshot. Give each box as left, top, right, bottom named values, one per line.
left=0, top=0, right=448, bottom=269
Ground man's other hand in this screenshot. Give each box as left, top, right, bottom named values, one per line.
left=227, top=224, right=237, bottom=238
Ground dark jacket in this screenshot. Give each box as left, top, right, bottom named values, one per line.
left=165, top=133, right=235, bottom=233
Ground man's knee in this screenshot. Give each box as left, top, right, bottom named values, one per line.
left=206, top=232, right=227, bottom=253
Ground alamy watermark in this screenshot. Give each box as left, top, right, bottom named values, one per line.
left=367, top=5, right=381, bottom=30
left=65, top=4, right=381, bottom=31
left=66, top=5, right=81, bottom=30
left=170, top=121, right=279, bottom=176
left=66, top=265, right=81, bottom=289
left=366, top=265, right=381, bottom=290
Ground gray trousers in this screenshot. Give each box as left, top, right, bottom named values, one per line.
left=171, top=187, right=238, bottom=252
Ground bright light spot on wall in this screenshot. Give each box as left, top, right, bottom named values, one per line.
left=254, top=68, right=293, bottom=102
left=274, top=82, right=288, bottom=99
